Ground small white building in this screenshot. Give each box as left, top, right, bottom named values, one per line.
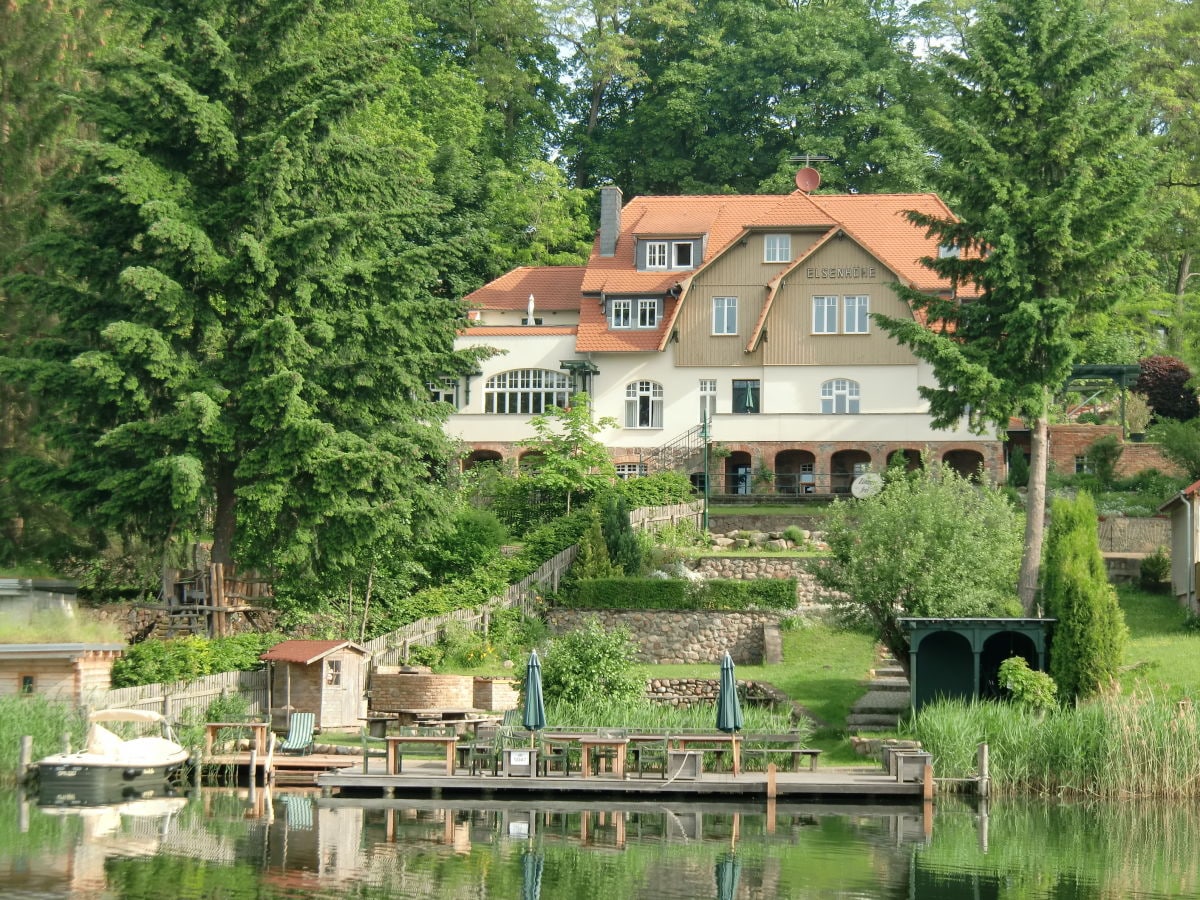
left=1158, top=479, right=1200, bottom=613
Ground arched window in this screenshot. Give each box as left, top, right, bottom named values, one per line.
left=484, top=369, right=571, bottom=414
left=821, top=379, right=860, bottom=414
left=625, top=380, right=664, bottom=428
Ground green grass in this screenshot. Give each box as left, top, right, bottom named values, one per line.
left=1118, top=585, right=1200, bottom=697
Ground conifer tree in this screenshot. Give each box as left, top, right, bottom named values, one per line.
left=1042, top=493, right=1127, bottom=701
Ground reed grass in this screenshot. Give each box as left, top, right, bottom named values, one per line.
left=907, top=689, right=1200, bottom=798
left=0, top=696, right=86, bottom=784
left=0, top=610, right=124, bottom=644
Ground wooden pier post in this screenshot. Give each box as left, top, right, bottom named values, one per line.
left=977, top=742, right=990, bottom=798
left=61, top=732, right=70, bottom=755
left=922, top=762, right=934, bottom=801
left=18, top=735, right=32, bottom=784
left=766, top=763, right=777, bottom=799
left=249, top=739, right=259, bottom=787
left=193, top=747, right=202, bottom=791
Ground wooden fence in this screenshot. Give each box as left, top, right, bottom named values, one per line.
left=80, top=501, right=695, bottom=719
left=89, top=669, right=269, bottom=721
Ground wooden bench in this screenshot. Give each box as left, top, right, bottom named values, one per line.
left=740, top=733, right=822, bottom=772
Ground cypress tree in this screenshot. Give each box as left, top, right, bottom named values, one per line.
left=1042, top=492, right=1127, bottom=701
left=601, top=494, right=642, bottom=576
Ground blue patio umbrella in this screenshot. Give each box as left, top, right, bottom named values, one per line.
left=523, top=650, right=547, bottom=737
left=522, top=847, right=544, bottom=900
left=716, top=652, right=744, bottom=734
left=715, top=851, right=742, bottom=900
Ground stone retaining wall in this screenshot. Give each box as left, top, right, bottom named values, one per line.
left=545, top=609, right=782, bottom=664
left=370, top=671, right=474, bottom=711
left=645, top=677, right=792, bottom=709
left=685, top=557, right=826, bottom=607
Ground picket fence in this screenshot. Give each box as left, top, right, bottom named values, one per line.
left=85, top=502, right=700, bottom=721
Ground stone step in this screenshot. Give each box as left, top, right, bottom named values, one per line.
left=847, top=713, right=905, bottom=731
left=853, top=688, right=911, bottom=711
left=871, top=666, right=906, bottom=679
left=861, top=677, right=909, bottom=693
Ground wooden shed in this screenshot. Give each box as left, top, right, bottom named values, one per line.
left=0, top=643, right=124, bottom=707
left=1159, top=479, right=1200, bottom=615
left=260, top=640, right=369, bottom=732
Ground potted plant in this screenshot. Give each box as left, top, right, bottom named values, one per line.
left=1125, top=391, right=1151, bottom=441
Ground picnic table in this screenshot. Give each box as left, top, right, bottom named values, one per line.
left=740, top=733, right=822, bottom=771
left=205, top=721, right=271, bottom=756
left=670, top=733, right=742, bottom=776
left=384, top=733, right=460, bottom=776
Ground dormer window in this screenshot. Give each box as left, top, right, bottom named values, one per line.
left=764, top=234, right=791, bottom=263
left=640, top=239, right=696, bottom=271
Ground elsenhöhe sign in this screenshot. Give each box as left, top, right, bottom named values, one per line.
left=806, top=265, right=877, bottom=279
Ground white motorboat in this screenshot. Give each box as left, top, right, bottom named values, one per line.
left=36, top=708, right=190, bottom=806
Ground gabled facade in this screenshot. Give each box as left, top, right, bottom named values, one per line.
left=447, top=181, right=1002, bottom=494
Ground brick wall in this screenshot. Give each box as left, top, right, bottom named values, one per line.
left=370, top=672, right=475, bottom=712
left=473, top=677, right=519, bottom=711
left=1045, top=425, right=1181, bottom=478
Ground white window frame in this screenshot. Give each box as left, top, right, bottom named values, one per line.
left=427, top=378, right=459, bottom=408
left=625, top=380, right=664, bottom=429
left=484, top=369, right=571, bottom=414
left=820, top=378, right=861, bottom=414
left=844, top=295, right=870, bottom=334
left=699, top=379, right=717, bottom=422
left=713, top=296, right=738, bottom=335
left=638, top=298, right=659, bottom=328
left=610, top=298, right=632, bottom=329
left=615, top=462, right=647, bottom=480
left=813, top=295, right=839, bottom=334
left=673, top=242, right=694, bottom=269
left=764, top=234, right=791, bottom=263
left=646, top=241, right=669, bottom=269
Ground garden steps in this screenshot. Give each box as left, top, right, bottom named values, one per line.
left=847, top=654, right=910, bottom=733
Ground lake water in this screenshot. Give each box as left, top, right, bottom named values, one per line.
left=3, top=789, right=1200, bottom=898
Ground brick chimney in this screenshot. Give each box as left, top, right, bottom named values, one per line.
left=599, top=185, right=623, bottom=257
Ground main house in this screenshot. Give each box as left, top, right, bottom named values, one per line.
left=444, top=179, right=1002, bottom=495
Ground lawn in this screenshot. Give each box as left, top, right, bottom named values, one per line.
left=1117, top=584, right=1200, bottom=697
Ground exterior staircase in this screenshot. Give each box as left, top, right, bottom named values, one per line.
left=639, top=424, right=704, bottom=474
left=846, top=652, right=911, bottom=733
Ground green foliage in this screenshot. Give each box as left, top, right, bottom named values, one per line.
left=998, top=657, right=1058, bottom=712
left=517, top=393, right=617, bottom=514
left=1085, top=435, right=1124, bottom=488
left=1140, top=546, right=1172, bottom=593
left=566, top=577, right=796, bottom=611
left=1124, top=391, right=1153, bottom=433
left=1150, top=419, right=1200, bottom=480
left=1041, top=492, right=1128, bottom=701
left=782, top=525, right=808, bottom=546
left=572, top=508, right=621, bottom=580
left=0, top=696, right=85, bottom=777
left=539, top=618, right=643, bottom=705
left=110, top=632, right=282, bottom=688
left=1008, top=446, right=1030, bottom=488
left=811, top=462, right=1024, bottom=672
left=600, top=494, right=642, bottom=576
left=417, top=506, right=508, bottom=585
left=0, top=0, right=483, bottom=587
left=611, top=471, right=695, bottom=506
left=514, top=507, right=592, bottom=566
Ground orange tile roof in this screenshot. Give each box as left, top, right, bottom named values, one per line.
left=576, top=296, right=678, bottom=352
left=260, top=640, right=365, bottom=664
left=464, top=266, right=585, bottom=311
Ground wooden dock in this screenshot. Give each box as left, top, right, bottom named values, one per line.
left=201, top=750, right=931, bottom=803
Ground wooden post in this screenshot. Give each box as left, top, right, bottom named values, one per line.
left=249, top=738, right=259, bottom=788
left=977, top=742, right=990, bottom=798
left=922, top=763, right=934, bottom=801
left=18, top=735, right=32, bottom=784
left=766, top=762, right=777, bottom=799
left=61, top=732, right=70, bottom=755
left=193, top=747, right=202, bottom=791
left=765, top=797, right=776, bottom=834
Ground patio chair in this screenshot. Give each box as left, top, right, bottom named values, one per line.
left=281, top=793, right=313, bottom=830
left=360, top=725, right=388, bottom=774
left=633, top=736, right=670, bottom=779
left=539, top=737, right=575, bottom=777
left=279, top=712, right=315, bottom=755
left=464, top=725, right=503, bottom=776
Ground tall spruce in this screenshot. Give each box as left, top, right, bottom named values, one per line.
left=1041, top=493, right=1127, bottom=702
left=600, top=494, right=641, bottom=576
left=874, top=0, right=1158, bottom=613
left=0, top=0, right=483, bottom=584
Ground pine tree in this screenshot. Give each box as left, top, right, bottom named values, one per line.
left=875, top=0, right=1158, bottom=613
left=573, top=508, right=620, bottom=580
left=1042, top=493, right=1127, bottom=701
left=0, top=0, right=484, bottom=582
left=601, top=494, right=642, bottom=576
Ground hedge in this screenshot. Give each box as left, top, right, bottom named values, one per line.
left=563, top=577, right=796, bottom=611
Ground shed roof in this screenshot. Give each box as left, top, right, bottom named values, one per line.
left=1158, top=478, right=1200, bottom=513
left=260, top=640, right=368, bottom=665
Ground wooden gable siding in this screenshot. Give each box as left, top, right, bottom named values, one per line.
left=764, top=241, right=919, bottom=367
left=270, top=648, right=367, bottom=729
left=674, top=240, right=774, bottom=367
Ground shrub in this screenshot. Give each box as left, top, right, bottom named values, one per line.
left=1150, top=419, right=1200, bottom=481
left=1140, top=547, right=1171, bottom=593
left=783, top=525, right=808, bottom=546
left=539, top=618, right=643, bottom=705
left=601, top=494, right=642, bottom=576
left=565, top=577, right=796, bottom=611
left=111, top=632, right=283, bottom=687
left=1136, top=355, right=1199, bottom=422
left=1085, top=435, right=1123, bottom=488
left=998, top=657, right=1058, bottom=712
left=1008, top=445, right=1030, bottom=488
left=1041, top=492, right=1128, bottom=701
left=611, top=471, right=695, bottom=506
left=572, top=508, right=621, bottom=580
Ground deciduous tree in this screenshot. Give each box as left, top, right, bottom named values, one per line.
left=517, top=393, right=617, bottom=514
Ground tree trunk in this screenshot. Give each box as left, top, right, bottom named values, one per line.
left=1171, top=251, right=1193, bottom=356
left=210, top=458, right=237, bottom=567
left=1017, top=415, right=1050, bottom=615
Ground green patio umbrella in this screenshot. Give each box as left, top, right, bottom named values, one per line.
left=522, top=846, right=544, bottom=900
left=523, top=650, right=547, bottom=744
left=715, top=851, right=742, bottom=900
left=716, top=652, right=744, bottom=734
